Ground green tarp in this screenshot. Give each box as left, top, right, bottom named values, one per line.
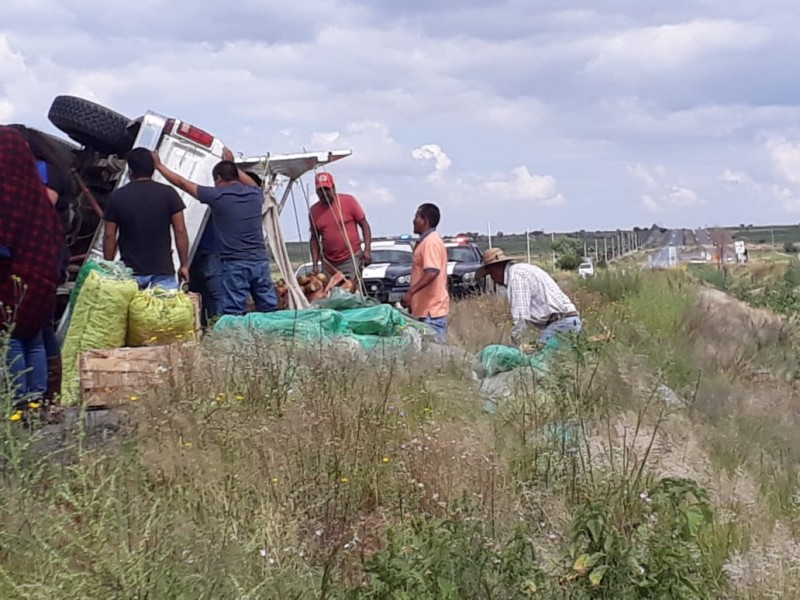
left=476, top=336, right=565, bottom=378
left=214, top=302, right=433, bottom=349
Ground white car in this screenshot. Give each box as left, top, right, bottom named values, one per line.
left=578, top=262, right=595, bottom=278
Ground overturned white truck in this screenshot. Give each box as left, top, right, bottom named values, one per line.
left=44, top=95, right=351, bottom=337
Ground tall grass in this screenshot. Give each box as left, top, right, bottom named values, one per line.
left=0, top=271, right=799, bottom=597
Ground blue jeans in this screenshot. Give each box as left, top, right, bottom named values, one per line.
left=538, top=316, right=582, bottom=343
left=135, top=274, right=178, bottom=290
left=204, top=254, right=223, bottom=318
left=423, top=316, right=447, bottom=344
left=219, top=259, right=277, bottom=316
left=6, top=331, right=47, bottom=402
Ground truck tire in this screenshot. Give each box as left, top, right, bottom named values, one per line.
left=48, top=96, right=134, bottom=156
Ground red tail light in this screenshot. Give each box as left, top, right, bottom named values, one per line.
left=175, top=122, right=214, bottom=147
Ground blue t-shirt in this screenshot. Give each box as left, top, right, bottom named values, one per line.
left=197, top=182, right=268, bottom=262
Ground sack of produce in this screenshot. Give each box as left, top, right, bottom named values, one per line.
left=61, top=269, right=138, bottom=405
left=69, top=259, right=133, bottom=311
left=127, top=288, right=196, bottom=347
left=474, top=343, right=553, bottom=379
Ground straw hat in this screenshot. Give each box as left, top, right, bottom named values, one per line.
left=477, top=247, right=514, bottom=278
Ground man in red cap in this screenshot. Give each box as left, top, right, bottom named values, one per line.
left=309, top=171, right=372, bottom=287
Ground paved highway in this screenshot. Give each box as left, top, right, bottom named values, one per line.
left=651, top=229, right=684, bottom=268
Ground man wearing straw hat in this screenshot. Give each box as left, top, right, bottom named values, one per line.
left=477, top=248, right=581, bottom=346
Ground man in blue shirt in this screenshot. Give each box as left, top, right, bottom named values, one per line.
left=153, top=149, right=277, bottom=315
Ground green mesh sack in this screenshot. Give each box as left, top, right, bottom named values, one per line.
left=69, top=259, right=133, bottom=311
left=476, top=339, right=561, bottom=378
left=127, top=288, right=196, bottom=347
left=214, top=309, right=349, bottom=342
left=312, top=288, right=380, bottom=310
left=339, top=305, right=410, bottom=337
left=61, top=270, right=138, bottom=405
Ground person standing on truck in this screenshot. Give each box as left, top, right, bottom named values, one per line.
left=309, top=172, right=372, bottom=288
left=153, top=149, right=277, bottom=315
left=477, top=248, right=581, bottom=346
left=401, top=203, right=449, bottom=343
left=103, top=148, right=190, bottom=289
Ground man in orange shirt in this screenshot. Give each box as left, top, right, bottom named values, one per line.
left=402, top=203, right=449, bottom=343
left=309, top=172, right=372, bottom=288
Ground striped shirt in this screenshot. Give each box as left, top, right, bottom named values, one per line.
left=504, top=263, right=577, bottom=343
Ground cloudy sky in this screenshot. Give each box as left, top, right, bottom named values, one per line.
left=3, top=0, right=800, bottom=237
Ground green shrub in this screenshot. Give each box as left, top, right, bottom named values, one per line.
left=558, top=254, right=582, bottom=271
left=349, top=518, right=548, bottom=599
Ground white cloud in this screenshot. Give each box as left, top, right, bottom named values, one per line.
left=642, top=195, right=660, bottom=213
left=2, top=1, right=800, bottom=233
left=483, top=166, right=566, bottom=205
left=720, top=168, right=753, bottom=186
left=767, top=138, right=800, bottom=184
left=629, top=163, right=703, bottom=212
left=629, top=163, right=664, bottom=188
left=412, top=144, right=452, bottom=180
left=585, top=19, right=767, bottom=75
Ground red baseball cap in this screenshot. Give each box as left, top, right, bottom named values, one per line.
left=315, top=172, right=335, bottom=189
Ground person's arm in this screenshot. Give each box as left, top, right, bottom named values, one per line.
left=358, top=217, right=372, bottom=265
left=152, top=151, right=199, bottom=198
left=103, top=221, right=118, bottom=261
left=511, top=320, right=530, bottom=346
left=222, top=147, right=259, bottom=187
left=171, top=211, right=190, bottom=283
left=507, top=271, right=534, bottom=346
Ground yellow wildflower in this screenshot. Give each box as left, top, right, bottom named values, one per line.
left=9, top=411, right=23, bottom=422
left=340, top=477, right=350, bottom=484
left=382, top=457, right=391, bottom=464
left=271, top=477, right=280, bottom=484
left=130, top=395, right=139, bottom=402
left=235, top=394, right=245, bottom=401
left=28, top=401, right=41, bottom=410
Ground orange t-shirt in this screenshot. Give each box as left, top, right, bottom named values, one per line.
left=410, top=231, right=450, bottom=319
left=309, top=194, right=365, bottom=264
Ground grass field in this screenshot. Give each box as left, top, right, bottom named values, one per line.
left=728, top=225, right=800, bottom=245
left=3, top=265, right=800, bottom=597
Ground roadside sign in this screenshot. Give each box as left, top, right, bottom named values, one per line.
left=734, top=240, right=746, bottom=263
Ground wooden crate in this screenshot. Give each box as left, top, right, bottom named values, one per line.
left=79, top=343, right=198, bottom=408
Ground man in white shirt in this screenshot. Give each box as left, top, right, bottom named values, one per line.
left=478, top=248, right=581, bottom=346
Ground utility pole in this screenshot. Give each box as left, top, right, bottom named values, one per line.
left=526, top=228, right=531, bottom=264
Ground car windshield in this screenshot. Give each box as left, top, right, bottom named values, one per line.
left=372, top=249, right=413, bottom=264
left=579, top=263, right=592, bottom=269
left=447, top=247, right=478, bottom=262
